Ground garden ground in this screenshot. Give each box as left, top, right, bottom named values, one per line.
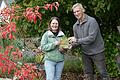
left=61, top=72, right=120, bottom=80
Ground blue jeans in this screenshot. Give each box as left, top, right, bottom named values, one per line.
left=44, top=60, right=64, bottom=80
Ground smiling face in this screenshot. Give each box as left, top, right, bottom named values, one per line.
left=50, top=19, right=59, bottom=33
left=73, top=6, right=84, bottom=21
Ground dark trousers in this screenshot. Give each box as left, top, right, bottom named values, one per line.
left=82, top=52, right=110, bottom=80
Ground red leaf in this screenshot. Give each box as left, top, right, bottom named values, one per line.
left=43, top=4, right=50, bottom=10
left=33, top=14, right=37, bottom=24
left=9, top=33, right=14, bottom=39
left=37, top=13, right=42, bottom=20
left=54, top=6, right=58, bottom=11
left=8, top=67, right=11, bottom=74
left=2, top=66, right=7, bottom=73
left=43, top=6, right=49, bottom=10
left=49, top=4, right=53, bottom=11
left=8, top=45, right=14, bottom=49
left=0, top=62, right=3, bottom=67
left=12, top=52, right=17, bottom=55
left=2, top=31, right=7, bottom=39
left=0, top=46, right=2, bottom=49
left=4, top=50, right=9, bottom=55
left=11, top=22, right=16, bottom=32
left=6, top=25, right=11, bottom=32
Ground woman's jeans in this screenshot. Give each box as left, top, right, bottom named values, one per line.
left=44, top=60, right=64, bottom=80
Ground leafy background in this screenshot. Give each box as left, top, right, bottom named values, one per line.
left=3, top=0, right=120, bottom=78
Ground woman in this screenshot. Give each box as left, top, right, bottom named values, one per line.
left=41, top=17, right=66, bottom=80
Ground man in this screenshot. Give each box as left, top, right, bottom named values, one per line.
left=69, top=3, right=110, bottom=80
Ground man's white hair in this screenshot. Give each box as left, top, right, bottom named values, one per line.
left=72, top=3, right=85, bottom=12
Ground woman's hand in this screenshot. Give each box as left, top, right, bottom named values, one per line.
left=59, top=47, right=67, bottom=54
left=54, top=40, right=60, bottom=46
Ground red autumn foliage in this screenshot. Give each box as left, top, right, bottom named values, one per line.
left=0, top=22, right=16, bottom=39
left=14, top=63, right=37, bottom=80
left=43, top=2, right=59, bottom=11
left=0, top=46, right=18, bottom=76
left=0, top=2, right=59, bottom=79
left=23, top=2, right=59, bottom=24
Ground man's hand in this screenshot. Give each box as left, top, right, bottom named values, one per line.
left=33, top=49, right=41, bottom=53
left=68, top=44, right=72, bottom=49
left=68, top=37, right=77, bottom=44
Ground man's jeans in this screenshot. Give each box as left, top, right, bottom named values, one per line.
left=44, top=60, right=64, bottom=80
left=82, top=52, right=110, bottom=80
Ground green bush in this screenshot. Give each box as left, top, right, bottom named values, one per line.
left=63, top=54, right=83, bottom=73
left=104, top=31, right=120, bottom=77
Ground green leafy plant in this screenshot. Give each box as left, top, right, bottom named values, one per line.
left=103, top=31, right=120, bottom=77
